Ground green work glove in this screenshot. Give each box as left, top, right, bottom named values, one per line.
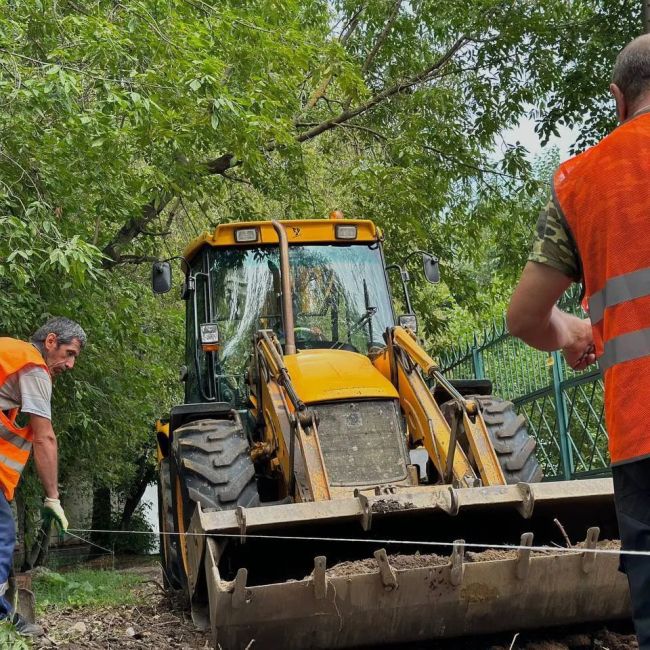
left=42, top=497, right=68, bottom=540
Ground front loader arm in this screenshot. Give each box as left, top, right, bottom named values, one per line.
left=255, top=330, right=332, bottom=501
left=388, top=327, right=506, bottom=487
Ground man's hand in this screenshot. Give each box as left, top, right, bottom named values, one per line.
left=42, top=497, right=68, bottom=539
left=561, top=318, right=597, bottom=370
left=508, top=262, right=598, bottom=369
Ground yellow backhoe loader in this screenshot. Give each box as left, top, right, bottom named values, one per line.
left=152, top=214, right=629, bottom=649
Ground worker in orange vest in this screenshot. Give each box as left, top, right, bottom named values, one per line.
left=508, top=34, right=650, bottom=648
left=0, top=317, right=86, bottom=636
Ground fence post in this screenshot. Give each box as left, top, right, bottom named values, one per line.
left=551, top=350, right=574, bottom=480
left=471, top=334, right=485, bottom=380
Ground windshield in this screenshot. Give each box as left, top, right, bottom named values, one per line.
left=209, top=244, right=394, bottom=377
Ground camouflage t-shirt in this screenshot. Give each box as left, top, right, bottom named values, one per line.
left=528, top=199, right=581, bottom=282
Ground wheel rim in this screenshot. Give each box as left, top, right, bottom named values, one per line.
left=175, top=474, right=191, bottom=579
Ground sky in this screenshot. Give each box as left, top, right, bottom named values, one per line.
left=504, top=115, right=576, bottom=161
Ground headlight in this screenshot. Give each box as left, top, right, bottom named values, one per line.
left=200, top=323, right=220, bottom=351
left=335, top=224, right=357, bottom=240
left=235, top=228, right=259, bottom=243
left=398, top=314, right=418, bottom=333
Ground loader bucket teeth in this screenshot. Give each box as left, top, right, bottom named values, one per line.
left=187, top=479, right=630, bottom=649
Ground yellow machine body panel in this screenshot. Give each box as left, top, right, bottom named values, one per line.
left=183, top=219, right=380, bottom=262
left=155, top=419, right=169, bottom=463
left=283, top=349, right=398, bottom=404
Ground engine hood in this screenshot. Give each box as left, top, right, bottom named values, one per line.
left=283, top=349, right=398, bottom=404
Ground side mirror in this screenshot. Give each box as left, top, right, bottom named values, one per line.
left=152, top=261, right=172, bottom=294
left=422, top=253, right=440, bottom=284
left=398, top=314, right=418, bottom=333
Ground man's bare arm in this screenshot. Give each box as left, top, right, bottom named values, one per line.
left=507, top=261, right=596, bottom=370
left=30, top=414, right=59, bottom=499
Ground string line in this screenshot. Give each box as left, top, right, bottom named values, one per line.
left=65, top=530, right=114, bottom=555
left=65, top=528, right=645, bottom=557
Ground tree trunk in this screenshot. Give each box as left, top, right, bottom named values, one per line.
left=90, top=486, right=112, bottom=555
left=119, top=477, right=150, bottom=531
left=119, top=452, right=156, bottom=531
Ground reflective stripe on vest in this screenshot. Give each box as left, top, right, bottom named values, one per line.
left=588, top=266, right=650, bottom=325
left=0, top=422, right=32, bottom=453
left=0, top=454, right=25, bottom=473
left=600, top=327, right=650, bottom=371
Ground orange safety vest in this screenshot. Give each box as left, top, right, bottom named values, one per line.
left=0, top=338, right=50, bottom=500
left=553, top=111, right=650, bottom=465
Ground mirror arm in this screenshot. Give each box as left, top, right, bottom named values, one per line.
left=161, top=254, right=189, bottom=266
left=401, top=249, right=433, bottom=265
left=164, top=255, right=193, bottom=286
left=401, top=249, right=439, bottom=284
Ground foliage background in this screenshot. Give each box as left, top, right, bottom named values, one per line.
left=0, top=0, right=642, bottom=551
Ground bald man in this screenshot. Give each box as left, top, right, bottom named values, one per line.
left=508, top=34, right=650, bottom=647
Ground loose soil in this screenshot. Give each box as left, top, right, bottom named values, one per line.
left=383, top=624, right=639, bottom=649
left=371, top=499, right=415, bottom=514
left=325, top=540, right=623, bottom=577
left=35, top=566, right=210, bottom=649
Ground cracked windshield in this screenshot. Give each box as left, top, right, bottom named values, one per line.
left=210, top=244, right=394, bottom=376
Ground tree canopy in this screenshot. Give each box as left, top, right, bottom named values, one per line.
left=0, top=0, right=643, bottom=544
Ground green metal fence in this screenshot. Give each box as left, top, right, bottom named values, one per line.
left=439, top=286, right=609, bottom=481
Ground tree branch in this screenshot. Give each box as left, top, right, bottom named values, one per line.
left=297, top=36, right=468, bottom=143
left=361, top=0, right=403, bottom=75
left=108, top=254, right=160, bottom=265
left=102, top=194, right=173, bottom=268
left=140, top=229, right=172, bottom=236
left=303, top=3, right=367, bottom=111
left=206, top=153, right=236, bottom=174
left=422, top=145, right=531, bottom=182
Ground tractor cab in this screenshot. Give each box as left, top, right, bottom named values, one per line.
left=154, top=215, right=437, bottom=408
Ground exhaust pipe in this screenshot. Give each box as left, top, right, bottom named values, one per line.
left=271, top=221, right=296, bottom=355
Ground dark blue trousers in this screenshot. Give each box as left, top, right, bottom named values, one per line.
left=0, top=491, right=14, bottom=617
left=613, top=457, right=650, bottom=649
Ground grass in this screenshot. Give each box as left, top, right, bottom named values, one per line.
left=32, top=568, right=145, bottom=612
left=0, top=622, right=30, bottom=650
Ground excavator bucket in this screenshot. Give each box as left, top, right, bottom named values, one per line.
left=186, top=478, right=629, bottom=650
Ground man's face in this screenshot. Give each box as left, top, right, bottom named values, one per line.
left=42, top=333, right=82, bottom=377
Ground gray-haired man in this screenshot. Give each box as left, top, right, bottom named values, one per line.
left=0, top=317, right=86, bottom=635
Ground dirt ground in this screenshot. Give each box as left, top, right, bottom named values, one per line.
left=34, top=566, right=211, bottom=649
left=32, top=564, right=638, bottom=650
left=385, top=625, right=639, bottom=650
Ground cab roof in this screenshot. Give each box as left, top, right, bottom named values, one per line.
left=183, top=218, right=381, bottom=264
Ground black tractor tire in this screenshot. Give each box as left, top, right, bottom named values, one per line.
left=158, top=458, right=183, bottom=589
left=473, top=395, right=543, bottom=484
left=170, top=417, right=259, bottom=586
left=442, top=395, right=543, bottom=484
